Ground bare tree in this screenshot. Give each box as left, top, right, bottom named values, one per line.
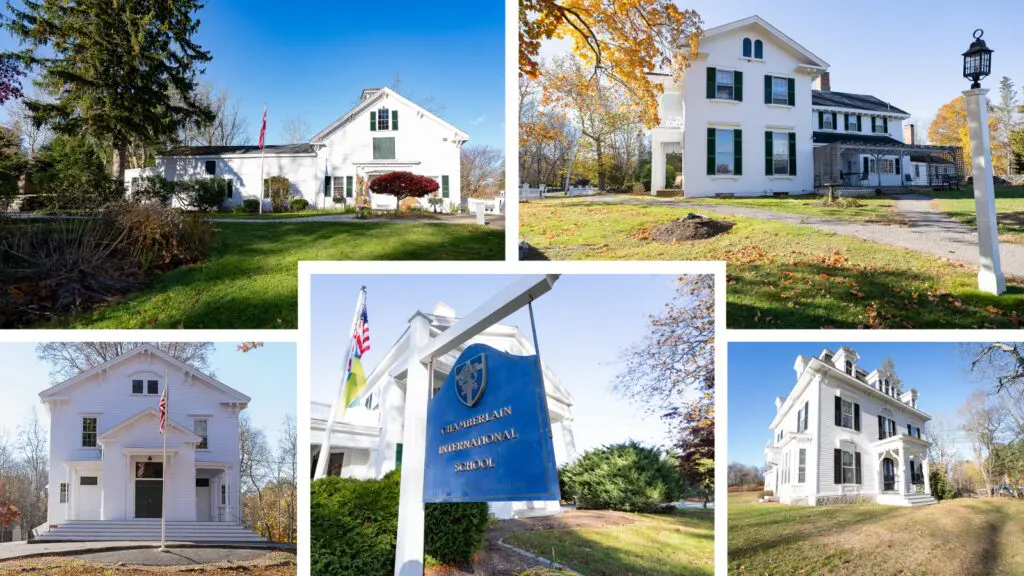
left=926, top=415, right=959, bottom=477
left=14, top=409, right=47, bottom=535
left=238, top=413, right=271, bottom=531
left=960, top=390, right=1007, bottom=496
left=280, top=117, right=312, bottom=145
left=6, top=99, right=52, bottom=158
left=460, top=145, right=504, bottom=199
left=36, top=342, right=215, bottom=383
left=971, top=342, right=1024, bottom=439
left=182, top=84, right=250, bottom=147
left=276, top=415, right=297, bottom=543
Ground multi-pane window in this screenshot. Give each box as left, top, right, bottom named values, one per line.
left=842, top=450, right=856, bottom=484
left=194, top=420, right=208, bottom=450
left=332, top=176, right=346, bottom=200
left=879, top=159, right=895, bottom=174
left=823, top=114, right=834, bottom=130
left=874, top=117, right=888, bottom=134
left=715, top=129, right=735, bottom=175
left=772, top=132, right=790, bottom=175
left=798, top=449, right=806, bottom=483
left=846, top=115, right=859, bottom=131
left=844, top=360, right=853, bottom=375
left=840, top=399, right=855, bottom=429
left=82, top=417, right=97, bottom=447
left=716, top=70, right=735, bottom=100
left=132, top=379, right=144, bottom=394
left=147, top=380, right=159, bottom=395
left=60, top=483, right=68, bottom=503
left=914, top=165, right=921, bottom=178
left=772, top=77, right=789, bottom=105
left=376, top=108, right=390, bottom=131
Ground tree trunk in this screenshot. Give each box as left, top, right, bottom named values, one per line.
left=596, top=139, right=606, bottom=191
left=111, top=138, right=128, bottom=181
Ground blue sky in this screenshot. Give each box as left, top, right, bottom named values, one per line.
left=309, top=274, right=695, bottom=457
left=0, top=0, right=505, bottom=149
left=540, top=0, right=1024, bottom=132
left=728, top=342, right=999, bottom=467
left=0, top=343, right=296, bottom=449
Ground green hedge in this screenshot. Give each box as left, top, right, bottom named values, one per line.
left=311, top=470, right=489, bottom=576
left=558, top=441, right=684, bottom=513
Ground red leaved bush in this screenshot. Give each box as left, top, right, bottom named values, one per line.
left=369, top=171, right=439, bottom=207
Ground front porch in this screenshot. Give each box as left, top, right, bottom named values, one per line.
left=872, top=433, right=937, bottom=507
left=812, top=133, right=964, bottom=191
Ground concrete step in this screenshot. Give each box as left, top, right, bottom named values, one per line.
left=905, top=494, right=938, bottom=506
left=34, top=521, right=267, bottom=543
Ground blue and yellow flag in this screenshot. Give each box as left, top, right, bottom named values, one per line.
left=341, top=345, right=368, bottom=414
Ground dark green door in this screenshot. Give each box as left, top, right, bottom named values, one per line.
left=135, top=481, right=162, bottom=518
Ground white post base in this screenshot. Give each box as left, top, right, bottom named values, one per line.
left=964, top=88, right=1007, bottom=295
left=475, top=202, right=486, bottom=225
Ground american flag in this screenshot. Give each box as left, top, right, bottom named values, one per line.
left=158, top=385, right=168, bottom=433
left=258, top=106, right=267, bottom=149
left=354, top=302, right=370, bottom=355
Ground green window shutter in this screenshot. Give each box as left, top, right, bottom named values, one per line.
left=706, top=128, right=716, bottom=175
left=442, top=175, right=450, bottom=198
left=396, top=443, right=403, bottom=470
left=734, top=129, right=743, bottom=175
left=346, top=175, right=354, bottom=197
left=370, top=111, right=377, bottom=131
left=832, top=113, right=838, bottom=129
left=788, top=132, right=797, bottom=176
left=386, top=138, right=395, bottom=159
left=818, top=111, right=824, bottom=129
left=373, top=137, right=396, bottom=160
left=764, top=131, right=773, bottom=175
left=706, top=67, right=716, bottom=99
left=787, top=78, right=795, bottom=106
left=764, top=75, right=772, bottom=104
left=734, top=71, right=743, bottom=101
left=871, top=117, right=877, bottom=132
left=858, top=115, right=863, bottom=131
left=883, top=117, right=888, bottom=133
left=392, top=110, right=399, bottom=130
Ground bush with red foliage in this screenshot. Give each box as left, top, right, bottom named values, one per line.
left=0, top=56, right=24, bottom=105
left=369, top=171, right=439, bottom=208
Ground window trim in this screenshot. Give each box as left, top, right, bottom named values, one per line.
left=771, top=132, right=790, bottom=176
left=714, top=128, right=736, bottom=176
left=841, top=449, right=856, bottom=484
left=771, top=76, right=789, bottom=105
left=715, top=69, right=736, bottom=101
left=840, top=399, right=855, bottom=429
left=60, top=483, right=68, bottom=503
left=376, top=107, right=390, bottom=131
left=823, top=113, right=834, bottom=130
left=194, top=419, right=209, bottom=450
left=132, top=379, right=144, bottom=395
left=82, top=416, right=98, bottom=448
left=797, top=448, right=806, bottom=484
left=147, top=379, right=159, bottom=395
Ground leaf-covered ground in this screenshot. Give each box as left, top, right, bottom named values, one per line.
left=519, top=200, right=1024, bottom=329
left=927, top=187, right=1024, bottom=242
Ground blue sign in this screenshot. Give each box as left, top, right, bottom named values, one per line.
left=424, top=343, right=560, bottom=503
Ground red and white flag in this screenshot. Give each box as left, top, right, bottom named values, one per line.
left=258, top=106, right=267, bottom=149
left=354, top=303, right=370, bottom=355
left=158, top=385, right=168, bottom=434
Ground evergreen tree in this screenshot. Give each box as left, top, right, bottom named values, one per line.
left=3, top=0, right=214, bottom=180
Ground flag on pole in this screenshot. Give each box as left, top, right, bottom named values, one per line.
left=341, top=300, right=371, bottom=414
left=158, top=385, right=168, bottom=433
left=258, top=106, right=267, bottom=149
left=355, top=304, right=370, bottom=354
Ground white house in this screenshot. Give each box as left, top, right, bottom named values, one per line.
left=763, top=346, right=936, bottom=507
left=650, top=15, right=962, bottom=197
left=311, top=301, right=577, bottom=520
left=125, top=88, right=468, bottom=211
left=36, top=345, right=264, bottom=542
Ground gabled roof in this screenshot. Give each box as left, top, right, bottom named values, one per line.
left=309, top=87, right=469, bottom=145
left=704, top=15, right=829, bottom=69
left=40, top=344, right=250, bottom=405
left=98, top=407, right=203, bottom=443
left=160, top=144, right=315, bottom=157
left=813, top=90, right=909, bottom=115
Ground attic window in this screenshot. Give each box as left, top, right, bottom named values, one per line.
left=754, top=40, right=764, bottom=59
left=132, top=379, right=144, bottom=394
left=147, top=379, right=159, bottom=395
left=377, top=108, right=390, bottom=131
left=742, top=38, right=752, bottom=58
left=844, top=360, right=853, bottom=376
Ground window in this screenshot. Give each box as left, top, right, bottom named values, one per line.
left=147, top=380, right=158, bottom=395
left=221, top=484, right=226, bottom=505
left=327, top=452, right=344, bottom=476
left=132, top=379, right=143, bottom=394
left=840, top=399, right=855, bottom=429
left=346, top=176, right=354, bottom=198
left=846, top=115, right=859, bottom=131
left=372, top=137, right=396, bottom=160
left=204, top=160, right=216, bottom=175
left=332, top=176, right=346, bottom=200
left=842, top=450, right=856, bottom=484
left=879, top=159, right=894, bottom=174
left=754, top=40, right=764, bottom=59
left=716, top=69, right=735, bottom=100
left=742, top=38, right=752, bottom=58
left=60, top=483, right=68, bottom=503
left=196, top=478, right=210, bottom=487
left=874, top=117, right=888, bottom=134
left=879, top=415, right=898, bottom=439
left=914, top=165, right=921, bottom=178
left=80, top=476, right=98, bottom=486
left=771, top=77, right=789, bottom=105
left=798, top=449, right=806, bottom=483
left=136, top=462, right=163, bottom=479
left=870, top=158, right=877, bottom=173
left=82, top=417, right=97, bottom=447
left=844, top=360, right=853, bottom=375
left=714, top=129, right=735, bottom=175
left=376, top=107, right=390, bottom=131
left=364, top=394, right=373, bottom=410
left=224, top=180, right=233, bottom=200
left=823, top=113, right=834, bottom=130
left=194, top=420, right=208, bottom=450
left=772, top=132, right=790, bottom=175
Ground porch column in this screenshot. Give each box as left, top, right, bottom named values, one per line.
left=898, top=456, right=906, bottom=494
left=923, top=459, right=931, bottom=495
left=561, top=420, right=578, bottom=462
left=651, top=137, right=666, bottom=196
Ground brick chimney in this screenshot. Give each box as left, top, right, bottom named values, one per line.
left=903, top=124, right=916, bottom=145
left=814, top=71, right=831, bottom=92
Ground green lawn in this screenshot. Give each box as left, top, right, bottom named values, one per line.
left=926, top=186, right=1024, bottom=241
left=520, top=200, right=1024, bottom=328
left=207, top=210, right=353, bottom=220
left=44, top=221, right=503, bottom=329
left=729, top=491, right=1024, bottom=575
left=504, top=510, right=713, bottom=576
left=678, top=194, right=908, bottom=225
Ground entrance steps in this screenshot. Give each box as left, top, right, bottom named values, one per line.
left=33, top=520, right=266, bottom=543
left=904, top=493, right=938, bottom=506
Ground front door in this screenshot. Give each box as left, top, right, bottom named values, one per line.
left=135, top=462, right=163, bottom=519
left=882, top=458, right=896, bottom=492
left=196, top=478, right=212, bottom=522
left=77, top=475, right=101, bottom=520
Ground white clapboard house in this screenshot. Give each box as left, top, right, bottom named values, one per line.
left=35, top=345, right=265, bottom=542
left=310, top=301, right=577, bottom=520
left=125, top=88, right=468, bottom=211
left=649, top=15, right=961, bottom=197
left=764, top=346, right=937, bottom=507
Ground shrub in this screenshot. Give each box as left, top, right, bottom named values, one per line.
left=631, top=182, right=646, bottom=194
left=369, top=171, right=438, bottom=208
left=30, top=134, right=121, bottom=211
left=239, top=197, right=260, bottom=213
left=131, top=175, right=175, bottom=205
left=558, top=441, right=684, bottom=512
left=18, top=195, right=47, bottom=212
left=174, top=178, right=228, bottom=212
left=311, top=471, right=489, bottom=576
left=930, top=468, right=955, bottom=501
left=289, top=198, right=309, bottom=212
left=266, top=176, right=290, bottom=212
left=815, top=195, right=862, bottom=208
left=108, top=201, right=214, bottom=270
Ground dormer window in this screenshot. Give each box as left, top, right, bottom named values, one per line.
left=844, top=360, right=853, bottom=376
left=742, top=38, right=752, bottom=58
left=377, top=108, right=390, bottom=131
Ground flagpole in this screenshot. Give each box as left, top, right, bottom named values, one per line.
left=259, top=104, right=266, bottom=215
left=314, top=286, right=367, bottom=480
left=160, top=368, right=168, bottom=552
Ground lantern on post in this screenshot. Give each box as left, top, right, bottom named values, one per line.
left=962, top=29, right=993, bottom=89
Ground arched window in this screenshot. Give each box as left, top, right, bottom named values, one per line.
left=742, top=37, right=752, bottom=58
left=377, top=107, right=390, bottom=131
left=754, top=40, right=764, bottom=59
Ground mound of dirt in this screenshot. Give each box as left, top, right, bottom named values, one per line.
left=518, top=240, right=549, bottom=261
left=649, top=213, right=733, bottom=242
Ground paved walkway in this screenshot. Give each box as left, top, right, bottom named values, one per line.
left=0, top=540, right=291, bottom=561
left=586, top=194, right=1024, bottom=277
left=72, top=547, right=273, bottom=566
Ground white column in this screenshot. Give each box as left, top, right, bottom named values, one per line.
left=650, top=138, right=666, bottom=196
left=964, top=87, right=1006, bottom=295
left=898, top=456, right=905, bottom=494
left=561, top=420, right=578, bottom=462
left=923, top=459, right=931, bottom=495
left=394, top=313, right=431, bottom=576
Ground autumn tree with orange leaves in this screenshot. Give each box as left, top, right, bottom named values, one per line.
left=929, top=95, right=1005, bottom=177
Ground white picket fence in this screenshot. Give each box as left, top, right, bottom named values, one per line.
left=520, top=184, right=598, bottom=199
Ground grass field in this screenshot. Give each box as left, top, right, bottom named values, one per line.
left=0, top=551, right=297, bottom=575
left=679, top=194, right=908, bottom=225
left=46, top=221, right=503, bottom=329
left=519, top=200, right=1024, bottom=328
left=504, top=509, right=713, bottom=576
left=206, top=210, right=353, bottom=220
left=728, top=492, right=1024, bottom=575
left=927, top=187, right=1024, bottom=241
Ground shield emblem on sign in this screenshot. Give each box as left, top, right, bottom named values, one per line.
left=454, top=353, right=487, bottom=408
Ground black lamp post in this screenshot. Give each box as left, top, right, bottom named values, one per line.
left=962, top=29, right=993, bottom=89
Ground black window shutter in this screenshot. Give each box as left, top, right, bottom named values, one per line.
left=863, top=157, right=869, bottom=174
left=834, top=449, right=842, bottom=484
left=910, top=459, right=915, bottom=483
left=707, top=67, right=717, bottom=99
left=392, top=110, right=399, bottom=130
left=787, top=78, right=795, bottom=106
left=734, top=129, right=743, bottom=175
left=908, top=424, right=912, bottom=436
left=764, top=131, right=773, bottom=175
left=706, top=128, right=716, bottom=175
left=764, top=75, right=772, bottom=105
left=858, top=115, right=863, bottom=131
left=818, top=111, right=824, bottom=129
left=803, top=401, right=809, bottom=432
left=788, top=132, right=797, bottom=176
left=735, top=71, right=743, bottom=101
left=834, top=396, right=842, bottom=426
left=896, top=157, right=902, bottom=175
left=872, top=117, right=877, bottom=132
left=370, top=111, right=377, bottom=131
left=855, top=452, right=862, bottom=484
left=878, top=415, right=885, bottom=440
left=854, top=403, right=861, bottom=431
left=883, top=117, right=888, bottom=132
left=832, top=113, right=838, bottom=129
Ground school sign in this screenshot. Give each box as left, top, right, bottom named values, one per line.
left=424, top=343, right=560, bottom=503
